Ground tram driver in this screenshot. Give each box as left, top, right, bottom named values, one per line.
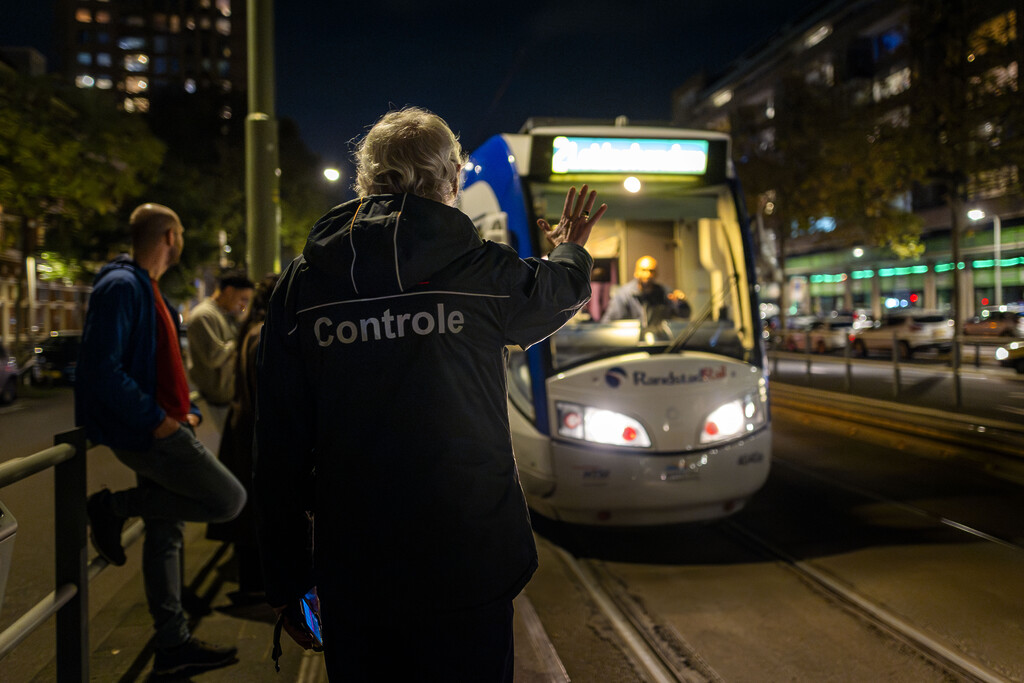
left=602, top=255, right=690, bottom=338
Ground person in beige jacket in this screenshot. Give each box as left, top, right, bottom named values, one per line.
left=187, top=270, right=253, bottom=428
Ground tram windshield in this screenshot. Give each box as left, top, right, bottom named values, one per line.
left=527, top=178, right=757, bottom=371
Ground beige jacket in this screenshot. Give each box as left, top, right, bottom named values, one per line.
left=187, top=297, right=239, bottom=404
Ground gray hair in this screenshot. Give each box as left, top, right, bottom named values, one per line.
left=354, top=107, right=465, bottom=204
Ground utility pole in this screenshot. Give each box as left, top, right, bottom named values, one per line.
left=245, top=0, right=280, bottom=279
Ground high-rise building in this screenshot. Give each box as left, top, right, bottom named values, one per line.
left=54, top=0, right=246, bottom=119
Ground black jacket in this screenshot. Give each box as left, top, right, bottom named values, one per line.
left=253, top=193, right=592, bottom=611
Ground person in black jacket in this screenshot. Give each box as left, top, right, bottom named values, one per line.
left=253, top=107, right=605, bottom=682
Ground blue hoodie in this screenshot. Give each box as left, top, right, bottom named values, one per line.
left=75, top=255, right=199, bottom=450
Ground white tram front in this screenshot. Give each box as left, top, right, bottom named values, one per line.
left=459, top=120, right=771, bottom=525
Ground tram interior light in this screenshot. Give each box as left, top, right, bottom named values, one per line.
left=700, top=395, right=765, bottom=445
left=556, top=401, right=651, bottom=447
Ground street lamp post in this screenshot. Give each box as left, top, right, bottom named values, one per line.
left=968, top=209, right=1002, bottom=306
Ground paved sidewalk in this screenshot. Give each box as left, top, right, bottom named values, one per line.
left=28, top=522, right=563, bottom=682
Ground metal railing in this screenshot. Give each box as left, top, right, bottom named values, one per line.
left=771, top=334, right=1018, bottom=406
left=0, top=427, right=143, bottom=683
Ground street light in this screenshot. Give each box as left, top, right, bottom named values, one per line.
left=968, top=209, right=1002, bottom=306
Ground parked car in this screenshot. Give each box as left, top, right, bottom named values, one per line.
left=786, top=318, right=856, bottom=353
left=784, top=312, right=872, bottom=353
left=31, top=331, right=82, bottom=386
left=995, top=341, right=1024, bottom=373
left=963, top=308, right=1024, bottom=337
left=0, top=341, right=19, bottom=404
left=850, top=311, right=953, bottom=359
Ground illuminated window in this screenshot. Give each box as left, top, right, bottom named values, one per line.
left=805, top=59, right=835, bottom=86
left=74, top=74, right=95, bottom=88
left=123, top=97, right=149, bottom=114
left=217, top=0, right=231, bottom=16
left=803, top=23, right=832, bottom=49
left=970, top=10, right=1017, bottom=56
left=200, top=16, right=211, bottom=30
left=125, top=76, right=148, bottom=93
left=125, top=15, right=145, bottom=27
left=170, top=15, right=181, bottom=33
left=712, top=89, right=733, bottom=107
left=124, top=53, right=149, bottom=72
left=118, top=36, right=146, bottom=50
left=216, top=18, right=231, bottom=35
left=153, top=14, right=167, bottom=30
left=200, top=0, right=211, bottom=7
left=217, top=60, right=229, bottom=77
left=96, top=53, right=111, bottom=67
left=96, top=32, right=110, bottom=45
left=872, top=67, right=911, bottom=101
left=219, top=105, right=232, bottom=119
left=77, top=52, right=92, bottom=65
left=184, top=78, right=197, bottom=93
left=92, top=11, right=109, bottom=23
left=186, top=16, right=196, bottom=30
left=75, top=8, right=92, bottom=22
left=96, top=77, right=113, bottom=89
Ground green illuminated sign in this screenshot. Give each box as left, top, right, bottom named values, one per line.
left=551, top=136, right=709, bottom=175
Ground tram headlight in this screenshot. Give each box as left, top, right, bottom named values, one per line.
left=700, top=394, right=765, bottom=445
left=555, top=401, right=652, bottom=448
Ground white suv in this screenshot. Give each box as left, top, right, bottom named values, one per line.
left=850, top=311, right=953, bottom=359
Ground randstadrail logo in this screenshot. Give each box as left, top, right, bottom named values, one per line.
left=605, top=367, right=627, bottom=388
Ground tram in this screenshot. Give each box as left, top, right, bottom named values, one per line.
left=459, top=119, right=770, bottom=525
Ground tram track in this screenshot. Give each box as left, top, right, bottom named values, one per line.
left=720, top=519, right=1010, bottom=683
left=524, top=381, right=1023, bottom=681
left=548, top=509, right=1014, bottom=683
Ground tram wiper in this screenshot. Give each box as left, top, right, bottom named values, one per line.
left=664, top=275, right=738, bottom=354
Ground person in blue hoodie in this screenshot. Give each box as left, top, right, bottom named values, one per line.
left=253, top=107, right=606, bottom=681
left=76, top=203, right=246, bottom=676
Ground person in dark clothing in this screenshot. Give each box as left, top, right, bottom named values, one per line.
left=602, top=254, right=691, bottom=323
left=206, top=273, right=279, bottom=601
left=252, top=107, right=606, bottom=681
left=76, top=203, right=247, bottom=676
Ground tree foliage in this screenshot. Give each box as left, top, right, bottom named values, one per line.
left=0, top=67, right=164, bottom=357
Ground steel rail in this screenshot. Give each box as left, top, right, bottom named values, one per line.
left=724, top=521, right=1011, bottom=683
left=550, top=544, right=715, bottom=683
left=769, top=382, right=1024, bottom=482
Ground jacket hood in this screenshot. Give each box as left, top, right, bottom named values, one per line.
left=302, top=194, right=483, bottom=296
left=94, top=254, right=148, bottom=287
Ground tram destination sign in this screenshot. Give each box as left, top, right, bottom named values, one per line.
left=529, top=133, right=728, bottom=184
left=552, top=136, right=708, bottom=175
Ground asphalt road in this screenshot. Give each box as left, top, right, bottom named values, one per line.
left=3, top=382, right=1022, bottom=681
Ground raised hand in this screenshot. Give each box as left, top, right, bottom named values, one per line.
left=537, top=184, right=607, bottom=248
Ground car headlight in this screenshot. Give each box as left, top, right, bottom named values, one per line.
left=700, top=393, right=766, bottom=445
left=555, top=401, right=651, bottom=447
left=996, top=347, right=1009, bottom=361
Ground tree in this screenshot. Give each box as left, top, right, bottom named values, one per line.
left=0, top=68, right=164, bottom=359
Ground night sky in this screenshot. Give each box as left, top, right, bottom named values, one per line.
left=4, top=0, right=821, bottom=181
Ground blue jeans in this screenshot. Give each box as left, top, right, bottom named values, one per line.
left=112, top=424, right=247, bottom=649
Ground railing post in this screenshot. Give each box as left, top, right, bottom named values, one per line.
left=54, top=427, right=89, bottom=683
left=892, top=329, right=900, bottom=398
left=804, top=332, right=812, bottom=383
left=843, top=336, right=852, bottom=392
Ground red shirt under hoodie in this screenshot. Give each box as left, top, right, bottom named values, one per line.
left=151, top=279, right=191, bottom=423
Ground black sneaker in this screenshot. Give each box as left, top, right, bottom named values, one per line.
left=153, top=637, right=239, bottom=676
left=86, top=489, right=126, bottom=566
